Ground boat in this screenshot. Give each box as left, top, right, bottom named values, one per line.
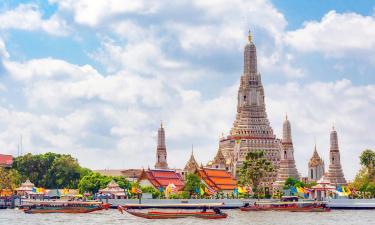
left=240, top=201, right=330, bottom=212
left=21, top=200, right=110, bottom=214
left=119, top=206, right=228, bottom=219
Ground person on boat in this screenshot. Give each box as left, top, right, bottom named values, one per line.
left=213, top=207, right=222, bottom=214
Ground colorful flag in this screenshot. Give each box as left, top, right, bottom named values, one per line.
left=200, top=187, right=204, bottom=195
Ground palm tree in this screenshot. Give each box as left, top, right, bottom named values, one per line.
left=238, top=150, right=274, bottom=199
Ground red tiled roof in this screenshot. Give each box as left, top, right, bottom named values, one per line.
left=140, top=169, right=185, bottom=191
left=197, top=168, right=237, bottom=191
left=0, top=154, right=13, bottom=167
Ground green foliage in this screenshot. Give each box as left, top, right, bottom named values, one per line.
left=238, top=150, right=274, bottom=197
left=141, top=186, right=161, bottom=198
left=77, top=172, right=131, bottom=194
left=12, top=152, right=91, bottom=189
left=283, top=177, right=305, bottom=189
left=0, top=168, right=21, bottom=190
left=184, top=173, right=202, bottom=197
left=353, top=149, right=375, bottom=198
left=360, top=149, right=375, bottom=175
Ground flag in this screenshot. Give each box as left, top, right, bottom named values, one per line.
left=200, top=187, right=204, bottom=195
left=195, top=187, right=200, bottom=194
left=233, top=188, right=238, bottom=195
left=346, top=186, right=352, bottom=195
left=131, top=186, right=137, bottom=194
left=337, top=186, right=342, bottom=192
left=238, top=186, right=245, bottom=194
left=290, top=187, right=297, bottom=194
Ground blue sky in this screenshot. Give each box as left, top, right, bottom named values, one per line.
left=0, top=0, right=374, bottom=180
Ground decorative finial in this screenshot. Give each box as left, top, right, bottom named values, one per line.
left=285, top=113, right=288, bottom=120
left=191, top=144, right=194, bottom=155
left=332, top=122, right=335, bottom=131
left=314, top=137, right=317, bottom=150
left=248, top=29, right=252, bottom=43
left=160, top=120, right=163, bottom=128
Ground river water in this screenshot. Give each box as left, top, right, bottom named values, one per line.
left=0, top=209, right=374, bottom=225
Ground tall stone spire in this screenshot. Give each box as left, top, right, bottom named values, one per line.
left=217, top=30, right=281, bottom=189
left=326, top=126, right=347, bottom=186
left=273, top=115, right=299, bottom=189
left=155, top=121, right=169, bottom=169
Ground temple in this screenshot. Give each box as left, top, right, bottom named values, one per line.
left=155, top=122, right=169, bottom=169
left=184, top=149, right=199, bottom=174
left=216, top=31, right=281, bottom=188
left=325, top=126, right=347, bottom=186
left=308, top=143, right=325, bottom=182
left=273, top=115, right=300, bottom=189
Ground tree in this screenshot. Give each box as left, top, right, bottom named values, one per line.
left=77, top=172, right=131, bottom=194
left=184, top=173, right=202, bottom=197
left=238, top=150, right=274, bottom=198
left=0, top=168, right=21, bottom=190
left=284, top=177, right=305, bottom=189
left=12, top=152, right=91, bottom=188
left=360, top=149, right=375, bottom=176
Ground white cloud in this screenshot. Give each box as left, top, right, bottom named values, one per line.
left=50, top=0, right=160, bottom=27
left=0, top=4, right=69, bottom=36
left=285, top=11, right=375, bottom=56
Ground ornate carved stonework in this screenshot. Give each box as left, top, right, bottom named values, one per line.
left=184, top=150, right=199, bottom=174
left=155, top=122, right=169, bottom=169
left=273, top=115, right=300, bottom=189
left=325, top=127, right=347, bottom=186
left=217, top=31, right=281, bottom=187
left=308, top=144, right=325, bottom=182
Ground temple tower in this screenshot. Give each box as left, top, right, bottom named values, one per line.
left=155, top=122, right=169, bottom=169
left=217, top=30, right=281, bottom=188
left=308, top=143, right=325, bottom=182
left=326, top=126, right=347, bottom=186
left=273, top=115, right=300, bottom=189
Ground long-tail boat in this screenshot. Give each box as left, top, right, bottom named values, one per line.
left=118, top=206, right=228, bottom=219
left=21, top=200, right=110, bottom=214
left=240, top=201, right=330, bottom=212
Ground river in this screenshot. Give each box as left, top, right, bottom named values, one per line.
left=0, top=209, right=374, bottom=225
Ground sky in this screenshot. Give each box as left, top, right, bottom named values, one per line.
left=0, top=0, right=374, bottom=180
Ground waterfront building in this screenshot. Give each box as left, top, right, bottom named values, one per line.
left=99, top=180, right=126, bottom=199
left=325, top=127, right=347, bottom=186
left=216, top=31, right=281, bottom=188
left=138, top=169, right=184, bottom=191
left=308, top=144, right=325, bottom=182
left=273, top=115, right=300, bottom=189
left=155, top=122, right=169, bottom=169
left=0, top=154, right=13, bottom=168
left=15, top=179, right=35, bottom=196
left=196, top=168, right=237, bottom=194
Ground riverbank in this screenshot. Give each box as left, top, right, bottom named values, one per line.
left=106, top=198, right=375, bottom=209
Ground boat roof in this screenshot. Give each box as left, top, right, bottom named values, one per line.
left=22, top=200, right=102, bottom=205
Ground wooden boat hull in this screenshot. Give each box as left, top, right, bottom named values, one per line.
left=126, top=210, right=228, bottom=219
left=24, top=206, right=103, bottom=214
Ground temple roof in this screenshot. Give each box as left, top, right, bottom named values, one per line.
left=99, top=180, right=125, bottom=195
left=308, top=145, right=324, bottom=167
left=0, top=154, right=13, bottom=167
left=184, top=150, right=199, bottom=172
left=139, top=169, right=184, bottom=191
left=213, top=149, right=226, bottom=165
left=197, top=168, right=237, bottom=191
